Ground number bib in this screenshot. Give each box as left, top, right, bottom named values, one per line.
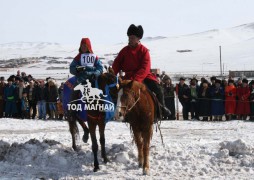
left=80, top=53, right=96, bottom=67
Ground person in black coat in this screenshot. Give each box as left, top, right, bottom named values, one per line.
left=178, top=77, right=190, bottom=120
left=198, top=80, right=211, bottom=120
left=163, top=77, right=176, bottom=120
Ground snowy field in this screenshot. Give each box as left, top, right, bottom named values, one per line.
left=0, top=118, right=254, bottom=179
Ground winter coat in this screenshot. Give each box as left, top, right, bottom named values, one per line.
left=210, top=86, right=225, bottom=116
left=4, top=84, right=17, bottom=115
left=70, top=38, right=103, bottom=83
left=21, top=97, right=29, bottom=111
left=225, top=85, right=236, bottom=114
left=47, top=85, right=58, bottom=103
left=34, top=86, right=48, bottom=102
left=177, top=83, right=190, bottom=103
left=163, top=84, right=175, bottom=98
left=236, top=86, right=250, bottom=115
left=112, top=43, right=157, bottom=83
left=250, top=87, right=254, bottom=116
left=25, top=85, right=37, bottom=102
left=198, top=87, right=211, bottom=116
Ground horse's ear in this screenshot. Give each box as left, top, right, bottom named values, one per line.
left=108, top=66, right=115, bottom=75
left=132, top=81, right=146, bottom=92
left=104, top=65, right=108, bottom=71
left=139, top=83, right=146, bottom=92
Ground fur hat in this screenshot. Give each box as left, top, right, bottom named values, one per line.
left=127, top=24, right=144, bottom=39
left=242, top=78, right=248, bottom=84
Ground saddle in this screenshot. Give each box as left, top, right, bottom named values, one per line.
left=146, top=88, right=162, bottom=122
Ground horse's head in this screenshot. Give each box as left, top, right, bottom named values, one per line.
left=115, top=80, right=146, bottom=121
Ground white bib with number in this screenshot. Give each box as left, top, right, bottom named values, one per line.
left=80, top=53, right=96, bottom=67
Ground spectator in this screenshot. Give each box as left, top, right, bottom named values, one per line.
left=0, top=77, right=6, bottom=118
left=21, top=72, right=28, bottom=84
left=178, top=77, right=190, bottom=120
left=210, top=79, right=225, bottom=121
left=35, top=80, right=47, bottom=120
left=56, top=98, right=64, bottom=120
left=236, top=78, right=242, bottom=88
left=189, top=78, right=199, bottom=120
left=236, top=79, right=250, bottom=120
left=16, top=78, right=26, bottom=118
left=225, top=80, right=237, bottom=120
left=250, top=81, right=254, bottom=121
left=163, top=77, right=176, bottom=120
left=4, top=78, right=17, bottom=117
left=160, top=71, right=170, bottom=85
left=26, top=80, right=37, bottom=119
left=58, top=82, right=64, bottom=102
left=21, top=91, right=29, bottom=119
left=47, top=79, right=58, bottom=120
left=16, top=70, right=21, bottom=78
left=198, top=80, right=211, bottom=121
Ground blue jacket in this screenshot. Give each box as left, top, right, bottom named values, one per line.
left=70, top=53, right=103, bottom=83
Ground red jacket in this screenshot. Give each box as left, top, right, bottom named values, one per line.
left=112, top=43, right=157, bottom=83
left=236, top=86, right=250, bottom=115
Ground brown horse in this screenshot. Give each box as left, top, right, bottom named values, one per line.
left=67, top=67, right=118, bottom=172
left=114, top=80, right=157, bottom=175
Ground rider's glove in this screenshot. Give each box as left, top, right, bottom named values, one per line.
left=84, top=71, right=93, bottom=76
left=85, top=66, right=95, bottom=71
left=76, top=66, right=86, bottom=72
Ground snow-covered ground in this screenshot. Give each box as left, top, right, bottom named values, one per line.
left=0, top=118, right=253, bottom=179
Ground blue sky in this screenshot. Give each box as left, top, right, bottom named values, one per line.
left=1, top=0, right=254, bottom=45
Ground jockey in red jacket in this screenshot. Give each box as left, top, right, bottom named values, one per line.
left=112, top=24, right=171, bottom=118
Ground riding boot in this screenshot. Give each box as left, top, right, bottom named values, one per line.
left=143, top=78, right=171, bottom=118
left=156, top=88, right=171, bottom=118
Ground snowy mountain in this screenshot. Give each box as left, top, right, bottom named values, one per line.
left=1, top=22, right=254, bottom=75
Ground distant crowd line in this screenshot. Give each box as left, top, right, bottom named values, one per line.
left=0, top=70, right=64, bottom=120
left=158, top=72, right=254, bottom=121
left=1, top=70, right=254, bottom=121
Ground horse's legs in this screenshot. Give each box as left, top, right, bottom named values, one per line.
left=99, top=122, right=109, bottom=164
left=133, top=129, right=144, bottom=168
left=142, top=130, right=151, bottom=175
left=68, top=119, right=79, bottom=151
left=88, top=120, right=100, bottom=172
left=77, top=119, right=89, bottom=143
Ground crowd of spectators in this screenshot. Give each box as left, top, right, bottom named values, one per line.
left=1, top=70, right=254, bottom=121
left=0, top=70, right=64, bottom=120
left=159, top=71, right=254, bottom=121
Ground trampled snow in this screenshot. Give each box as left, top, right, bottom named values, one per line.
left=0, top=118, right=253, bottom=179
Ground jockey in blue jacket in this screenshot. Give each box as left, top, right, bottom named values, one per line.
left=70, top=38, right=103, bottom=84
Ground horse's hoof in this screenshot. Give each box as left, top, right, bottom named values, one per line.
left=138, top=163, right=143, bottom=168
left=104, top=158, right=109, bottom=164
left=93, top=167, right=100, bottom=172
left=82, top=132, right=89, bottom=143
left=143, top=169, right=150, bottom=176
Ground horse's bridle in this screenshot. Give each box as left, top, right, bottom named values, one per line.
left=117, top=88, right=141, bottom=113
